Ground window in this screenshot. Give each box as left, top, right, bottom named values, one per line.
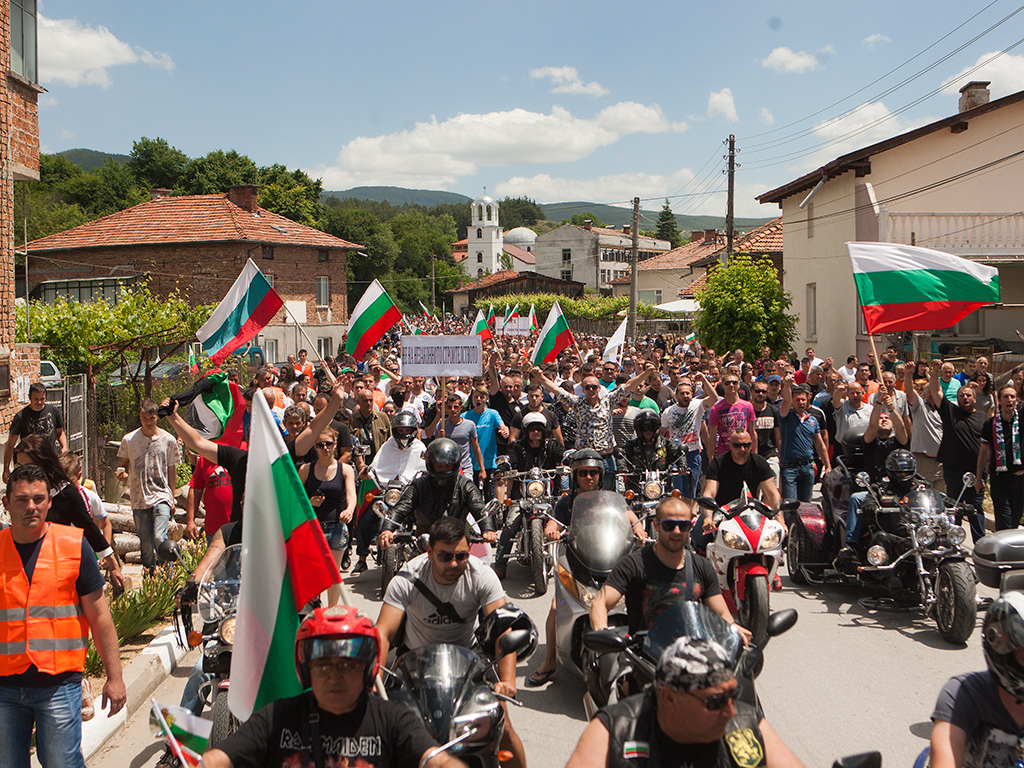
left=638, top=290, right=663, bottom=304
left=262, top=245, right=275, bottom=260
left=476, top=228, right=482, bottom=239
left=806, top=283, right=817, bottom=339
left=486, top=205, right=492, bottom=221
left=806, top=202, right=814, bottom=239
left=477, top=253, right=483, bottom=263
left=264, top=339, right=278, bottom=363
left=478, top=268, right=484, bottom=277
left=33, top=276, right=138, bottom=305
left=264, top=273, right=274, bottom=287
left=600, top=269, right=608, bottom=283
left=318, top=250, right=329, bottom=263
left=562, top=248, right=572, bottom=262
left=315, top=277, right=329, bottom=307
left=317, top=338, right=333, bottom=358
left=477, top=205, right=483, bottom=220
left=11, top=0, right=37, bottom=83
left=561, top=269, right=572, bottom=281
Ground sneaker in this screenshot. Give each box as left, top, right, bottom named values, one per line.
left=353, top=560, right=368, bottom=575
left=341, top=550, right=352, bottom=571
left=156, top=748, right=181, bottom=768
left=772, top=575, right=783, bottom=591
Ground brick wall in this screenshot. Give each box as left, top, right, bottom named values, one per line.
left=29, top=242, right=351, bottom=326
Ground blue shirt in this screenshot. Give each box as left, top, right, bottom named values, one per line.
left=779, top=409, right=820, bottom=463
left=464, top=408, right=504, bottom=470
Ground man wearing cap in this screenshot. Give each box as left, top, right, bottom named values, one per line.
left=566, top=636, right=803, bottom=767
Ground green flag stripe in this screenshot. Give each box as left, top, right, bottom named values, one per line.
left=270, top=454, right=318, bottom=536
left=252, top=572, right=305, bottom=712
left=348, top=291, right=396, bottom=341
left=854, top=269, right=1000, bottom=307
left=536, top=314, right=570, bottom=360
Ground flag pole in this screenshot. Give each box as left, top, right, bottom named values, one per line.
left=868, top=333, right=884, bottom=387
left=280, top=302, right=337, bottom=385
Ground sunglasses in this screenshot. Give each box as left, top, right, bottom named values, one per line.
left=577, top=469, right=601, bottom=477
left=684, top=687, right=741, bottom=711
left=583, top=385, right=600, bottom=391
left=752, top=389, right=768, bottom=395
left=659, top=518, right=693, bottom=532
left=730, top=442, right=752, bottom=449
left=310, top=658, right=363, bottom=675
left=723, top=380, right=739, bottom=386
left=435, top=550, right=471, bottom=564
left=315, top=441, right=335, bottom=449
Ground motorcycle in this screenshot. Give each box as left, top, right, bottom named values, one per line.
left=617, top=464, right=683, bottom=539
left=786, top=460, right=977, bottom=644
left=553, top=491, right=635, bottom=677
left=387, top=630, right=533, bottom=768
left=696, top=495, right=797, bottom=645
left=369, top=467, right=421, bottom=598
left=494, top=456, right=567, bottom=595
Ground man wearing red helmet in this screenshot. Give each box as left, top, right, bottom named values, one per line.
left=202, top=606, right=465, bottom=768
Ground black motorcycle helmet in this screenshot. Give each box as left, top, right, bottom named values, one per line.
left=570, top=448, right=604, bottom=490
left=885, top=449, right=916, bottom=483
left=475, top=601, right=538, bottom=662
left=634, top=409, right=662, bottom=438
left=983, top=592, right=1024, bottom=701
left=425, top=438, right=461, bottom=485
left=391, top=410, right=418, bottom=449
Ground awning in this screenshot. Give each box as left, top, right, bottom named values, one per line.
left=654, top=298, right=700, bottom=314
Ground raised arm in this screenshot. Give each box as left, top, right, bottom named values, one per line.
left=780, top=373, right=794, bottom=418
left=695, top=371, right=719, bottom=410
left=904, top=363, right=919, bottom=407
left=163, top=398, right=219, bottom=464
left=487, top=351, right=501, bottom=396
left=925, top=360, right=943, bottom=409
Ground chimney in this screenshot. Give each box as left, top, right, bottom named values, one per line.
left=583, top=219, right=592, bottom=231
left=704, top=229, right=718, bottom=243
left=227, top=184, right=259, bottom=213
left=622, top=225, right=631, bottom=236
left=150, top=188, right=171, bottom=201
left=958, top=81, right=991, bottom=113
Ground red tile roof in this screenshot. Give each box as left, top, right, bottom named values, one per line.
left=606, top=232, right=726, bottom=284
left=27, top=193, right=363, bottom=252
left=679, top=272, right=708, bottom=297
left=503, top=243, right=536, bottom=266
left=448, top=270, right=521, bottom=293
left=693, top=217, right=782, bottom=267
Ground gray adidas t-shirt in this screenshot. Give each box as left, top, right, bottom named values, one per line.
left=932, top=670, right=1023, bottom=768
left=383, top=552, right=505, bottom=650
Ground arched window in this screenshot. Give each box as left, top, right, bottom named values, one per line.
left=477, top=205, right=484, bottom=220
left=476, top=228, right=482, bottom=239
left=477, top=252, right=483, bottom=263
left=478, top=268, right=484, bottom=277
left=486, top=205, right=492, bottom=221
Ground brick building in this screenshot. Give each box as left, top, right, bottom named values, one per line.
left=26, top=186, right=363, bottom=362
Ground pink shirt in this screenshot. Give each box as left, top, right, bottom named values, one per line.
left=708, top=399, right=757, bottom=455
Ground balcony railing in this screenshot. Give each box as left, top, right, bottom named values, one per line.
left=881, top=210, right=1024, bottom=259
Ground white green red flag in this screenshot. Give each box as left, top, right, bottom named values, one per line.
left=150, top=701, right=210, bottom=767
left=487, top=304, right=495, bottom=328
left=528, top=304, right=538, bottom=332
left=167, top=371, right=246, bottom=447
left=228, top=393, right=343, bottom=720
left=418, top=300, right=435, bottom=318
left=188, top=345, right=199, bottom=375
left=345, top=279, right=402, bottom=359
left=847, top=242, right=1000, bottom=334
left=472, top=309, right=493, bottom=341
left=403, top=317, right=424, bottom=336
left=531, top=300, right=575, bottom=365
left=502, top=304, right=520, bottom=331
left=684, top=331, right=696, bottom=344
left=196, top=259, right=283, bottom=365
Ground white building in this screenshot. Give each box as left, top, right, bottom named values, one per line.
left=467, top=194, right=503, bottom=275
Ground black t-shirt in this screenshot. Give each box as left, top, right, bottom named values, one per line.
left=864, top=434, right=909, bottom=483
left=981, top=409, right=1024, bottom=475
left=605, top=545, right=721, bottom=634
left=593, top=709, right=720, bottom=768
left=937, top=399, right=986, bottom=471
left=751, top=403, right=779, bottom=459
left=510, top=406, right=559, bottom=436
left=489, top=393, right=522, bottom=448
left=217, top=445, right=248, bottom=522
left=704, top=452, right=775, bottom=505
left=11, top=403, right=64, bottom=450
left=217, top=691, right=438, bottom=768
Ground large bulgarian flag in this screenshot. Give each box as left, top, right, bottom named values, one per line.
left=847, top=242, right=1000, bottom=334
left=531, top=300, right=575, bottom=365
left=160, top=371, right=246, bottom=447
left=345, top=279, right=402, bottom=360
left=228, top=393, right=342, bottom=720
left=196, top=259, right=283, bottom=365
left=472, top=308, right=493, bottom=341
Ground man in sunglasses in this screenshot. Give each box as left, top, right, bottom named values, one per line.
left=376, top=517, right=527, bottom=768
left=709, top=374, right=758, bottom=457
left=566, top=636, right=803, bottom=768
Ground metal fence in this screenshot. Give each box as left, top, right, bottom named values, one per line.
left=44, top=374, right=89, bottom=476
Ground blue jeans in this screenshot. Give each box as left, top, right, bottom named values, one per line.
left=781, top=461, right=815, bottom=502
left=133, top=500, right=172, bottom=573
left=180, top=656, right=207, bottom=716
left=0, top=679, right=87, bottom=768
left=602, top=454, right=616, bottom=491
left=945, top=469, right=986, bottom=542
left=672, top=450, right=703, bottom=499
left=845, top=491, right=869, bottom=545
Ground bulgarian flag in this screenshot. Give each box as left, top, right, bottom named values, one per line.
left=403, top=317, right=424, bottom=336
left=487, top=304, right=496, bottom=328
left=419, top=300, right=435, bottom=318
left=684, top=331, right=697, bottom=344
left=227, top=393, right=342, bottom=720
left=847, top=242, right=1000, bottom=334
left=160, top=371, right=245, bottom=447
left=355, top=477, right=380, bottom=523
left=472, top=309, right=493, bottom=341
left=150, top=701, right=210, bottom=766
left=345, top=279, right=402, bottom=360
left=196, top=259, right=283, bottom=365
left=502, top=303, right=520, bottom=330
left=188, top=345, right=199, bottom=375
left=528, top=304, right=539, bottom=332
left=531, top=300, right=575, bottom=365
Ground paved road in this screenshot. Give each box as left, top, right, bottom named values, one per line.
left=89, top=552, right=999, bottom=768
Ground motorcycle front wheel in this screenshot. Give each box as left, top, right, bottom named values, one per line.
left=738, top=575, right=770, bottom=646
left=381, top=546, right=400, bottom=600
left=935, top=561, right=977, bottom=644
left=530, top=517, right=548, bottom=596
left=209, top=689, right=240, bottom=747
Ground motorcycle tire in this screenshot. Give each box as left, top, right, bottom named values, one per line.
left=935, top=561, right=978, bottom=644
left=381, top=546, right=400, bottom=600
left=209, top=689, right=240, bottom=748
left=738, top=575, right=770, bottom=646
left=530, top=517, right=548, bottom=596
left=786, top=525, right=820, bottom=586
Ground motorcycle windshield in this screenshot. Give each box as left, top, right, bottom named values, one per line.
left=198, top=544, right=242, bottom=624
left=568, top=491, right=634, bottom=575
left=393, top=645, right=486, bottom=740
left=644, top=602, right=744, bottom=670
left=907, top=488, right=944, bottom=516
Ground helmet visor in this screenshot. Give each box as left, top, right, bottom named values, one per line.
left=307, top=637, right=376, bottom=663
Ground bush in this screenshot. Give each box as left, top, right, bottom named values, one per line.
left=472, top=293, right=670, bottom=321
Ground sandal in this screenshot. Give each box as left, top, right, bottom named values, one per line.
left=526, top=667, right=555, bottom=687
left=81, top=678, right=95, bottom=721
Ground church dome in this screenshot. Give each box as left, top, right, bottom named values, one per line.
left=503, top=226, right=537, bottom=247
left=473, top=194, right=495, bottom=206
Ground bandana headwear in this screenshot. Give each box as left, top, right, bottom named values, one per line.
left=655, top=637, right=736, bottom=693
left=995, top=409, right=1021, bottom=472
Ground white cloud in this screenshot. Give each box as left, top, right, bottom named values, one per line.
left=529, top=66, right=609, bottom=97
left=941, top=52, right=1024, bottom=99
left=494, top=168, right=697, bottom=206
left=707, top=88, right=738, bottom=123
left=758, top=107, right=774, bottom=125
left=761, top=46, right=819, bottom=74
left=313, top=103, right=684, bottom=189
left=863, top=33, right=891, bottom=48
left=39, top=15, right=174, bottom=88
left=38, top=94, right=58, bottom=109
left=59, top=129, right=74, bottom=140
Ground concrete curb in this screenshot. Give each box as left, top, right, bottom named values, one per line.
left=82, top=623, right=190, bottom=761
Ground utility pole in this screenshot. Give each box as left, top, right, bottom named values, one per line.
left=724, top=134, right=736, bottom=265
left=627, top=196, right=640, bottom=342
left=430, top=253, right=436, bottom=313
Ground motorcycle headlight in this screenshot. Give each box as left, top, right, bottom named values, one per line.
left=219, top=616, right=236, bottom=645
left=760, top=530, right=782, bottom=550
left=450, top=710, right=493, bottom=746
left=526, top=480, right=546, bottom=498
left=384, top=488, right=402, bottom=506
left=948, top=526, right=967, bottom=545
left=866, top=545, right=889, bottom=566
left=643, top=481, right=663, bottom=500
left=916, top=526, right=937, bottom=547
left=577, top=583, right=602, bottom=609
left=721, top=531, right=751, bottom=552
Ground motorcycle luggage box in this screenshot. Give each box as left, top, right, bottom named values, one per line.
left=974, top=529, right=1024, bottom=590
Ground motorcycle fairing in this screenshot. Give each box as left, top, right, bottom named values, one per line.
left=795, top=503, right=827, bottom=549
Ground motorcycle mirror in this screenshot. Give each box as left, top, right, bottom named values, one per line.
left=695, top=496, right=719, bottom=511
left=766, top=608, right=798, bottom=639
left=855, top=472, right=871, bottom=488
left=157, top=538, right=182, bottom=564
left=582, top=628, right=630, bottom=654
left=832, top=753, right=882, bottom=768
left=561, top=450, right=576, bottom=467
left=962, top=471, right=976, bottom=486
left=353, top=444, right=371, bottom=457
left=778, top=500, right=800, bottom=513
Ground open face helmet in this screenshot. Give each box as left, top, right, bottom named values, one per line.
left=391, top=410, right=418, bottom=449
left=295, top=606, right=380, bottom=689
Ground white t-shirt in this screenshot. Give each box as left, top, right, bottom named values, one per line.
left=369, top=438, right=426, bottom=486
left=117, top=427, right=180, bottom=509
left=661, top=400, right=707, bottom=451
left=837, top=365, right=858, bottom=383
left=82, top=485, right=106, bottom=521
left=383, top=553, right=504, bottom=650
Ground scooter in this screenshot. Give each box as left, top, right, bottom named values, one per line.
left=696, top=495, right=796, bottom=645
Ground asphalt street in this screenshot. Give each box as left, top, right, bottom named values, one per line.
left=87, top=549, right=999, bottom=768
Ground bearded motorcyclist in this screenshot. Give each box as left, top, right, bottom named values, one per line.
left=618, top=408, right=684, bottom=491
left=377, top=437, right=497, bottom=549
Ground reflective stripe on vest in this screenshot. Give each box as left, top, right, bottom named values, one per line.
left=0, top=525, right=90, bottom=676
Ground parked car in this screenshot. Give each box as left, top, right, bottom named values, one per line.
left=39, top=360, right=62, bottom=389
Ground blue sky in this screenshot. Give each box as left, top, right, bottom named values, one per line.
left=36, top=0, right=1024, bottom=218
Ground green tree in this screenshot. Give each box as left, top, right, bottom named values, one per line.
left=427, top=202, right=471, bottom=235
left=566, top=212, right=605, bottom=227
left=178, top=150, right=259, bottom=195
left=499, top=197, right=544, bottom=229
left=258, top=164, right=324, bottom=225
left=319, top=207, right=400, bottom=308
left=655, top=199, right=682, bottom=248
left=693, top=254, right=796, bottom=359
left=126, top=137, right=188, bottom=190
